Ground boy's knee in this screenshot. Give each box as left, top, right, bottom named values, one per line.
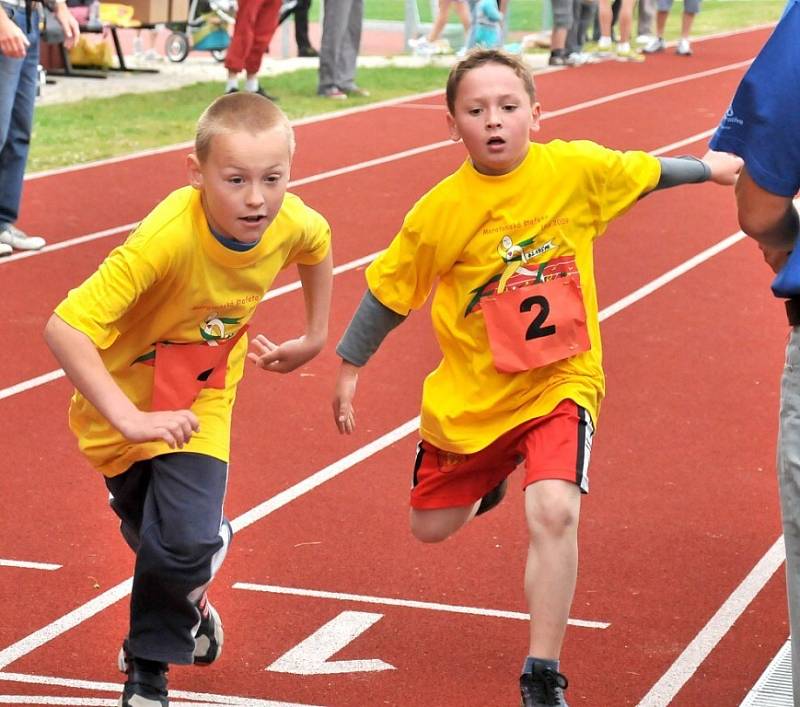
left=525, top=483, right=580, bottom=537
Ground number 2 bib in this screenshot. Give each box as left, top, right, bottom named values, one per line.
left=481, top=275, right=590, bottom=373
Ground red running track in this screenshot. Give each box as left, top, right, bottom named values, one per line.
left=0, top=26, right=789, bottom=706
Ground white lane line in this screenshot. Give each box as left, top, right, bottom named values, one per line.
left=0, top=212, right=750, bottom=669
left=24, top=89, right=447, bottom=182
left=0, top=559, right=60, bottom=571
left=233, top=582, right=610, bottom=630
left=0, top=671, right=320, bottom=706
left=0, top=122, right=727, bottom=402
left=2, top=57, right=752, bottom=269
left=637, top=536, right=786, bottom=706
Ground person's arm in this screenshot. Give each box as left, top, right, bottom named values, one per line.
left=43, top=314, right=199, bottom=447
left=332, top=290, right=408, bottom=434
left=735, top=166, right=799, bottom=251
left=653, top=151, right=742, bottom=191
left=53, top=0, right=80, bottom=49
left=0, top=8, right=29, bottom=58
left=247, top=249, right=333, bottom=373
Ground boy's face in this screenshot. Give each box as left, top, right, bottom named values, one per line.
left=446, top=62, right=541, bottom=176
left=188, top=126, right=292, bottom=244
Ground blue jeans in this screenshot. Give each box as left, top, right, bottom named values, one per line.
left=0, top=3, right=39, bottom=229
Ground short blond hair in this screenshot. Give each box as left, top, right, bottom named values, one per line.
left=445, top=48, right=537, bottom=115
left=194, top=92, right=295, bottom=162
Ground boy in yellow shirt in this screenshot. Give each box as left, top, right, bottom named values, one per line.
left=332, top=48, right=740, bottom=707
left=44, top=93, right=332, bottom=707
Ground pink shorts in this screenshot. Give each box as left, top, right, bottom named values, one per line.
left=410, top=400, right=593, bottom=510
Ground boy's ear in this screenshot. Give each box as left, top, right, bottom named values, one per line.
left=446, top=112, right=461, bottom=142
left=187, top=153, right=203, bottom=190
left=530, top=101, right=542, bottom=134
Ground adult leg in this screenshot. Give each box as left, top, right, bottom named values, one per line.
left=615, top=0, right=636, bottom=44
left=453, top=0, right=471, bottom=44
left=225, top=0, right=262, bottom=83
left=0, top=6, right=38, bottom=232
left=318, top=0, right=351, bottom=93
left=335, top=0, right=364, bottom=94
left=294, top=0, right=316, bottom=55
left=523, top=480, right=581, bottom=659
left=549, top=0, right=573, bottom=64
left=107, top=453, right=232, bottom=664
left=637, top=0, right=655, bottom=36
left=778, top=329, right=800, bottom=697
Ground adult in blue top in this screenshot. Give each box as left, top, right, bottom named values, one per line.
left=710, top=2, right=800, bottom=698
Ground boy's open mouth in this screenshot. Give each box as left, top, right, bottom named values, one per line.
left=487, top=136, right=505, bottom=146
left=240, top=214, right=267, bottom=224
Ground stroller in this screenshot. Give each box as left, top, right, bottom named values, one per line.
left=164, top=0, right=237, bottom=63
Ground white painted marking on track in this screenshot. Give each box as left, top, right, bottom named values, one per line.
left=0, top=559, right=60, bottom=571
left=637, top=536, right=786, bottom=706
left=233, top=582, right=610, bottom=629
left=0, top=671, right=321, bottom=706
left=267, top=611, right=394, bottom=674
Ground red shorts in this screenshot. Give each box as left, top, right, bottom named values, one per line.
left=410, top=400, right=593, bottom=510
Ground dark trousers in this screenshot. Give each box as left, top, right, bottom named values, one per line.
left=106, top=453, right=232, bottom=664
left=279, top=0, right=313, bottom=50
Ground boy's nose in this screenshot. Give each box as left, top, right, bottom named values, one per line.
left=245, top=185, right=265, bottom=206
left=485, top=111, right=502, bottom=128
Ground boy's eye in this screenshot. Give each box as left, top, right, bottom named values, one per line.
left=228, top=176, right=244, bottom=185
left=468, top=108, right=482, bottom=116
left=264, top=175, right=281, bottom=184
left=503, top=104, right=518, bottom=112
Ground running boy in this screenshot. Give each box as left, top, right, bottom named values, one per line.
left=331, top=48, right=740, bottom=707
left=44, top=92, right=332, bottom=707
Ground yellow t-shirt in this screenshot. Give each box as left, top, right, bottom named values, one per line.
left=55, top=186, right=331, bottom=477
left=366, top=140, right=660, bottom=453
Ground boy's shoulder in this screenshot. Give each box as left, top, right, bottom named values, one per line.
left=277, top=191, right=330, bottom=232
left=132, top=185, right=197, bottom=246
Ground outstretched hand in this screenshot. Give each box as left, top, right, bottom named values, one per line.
left=247, top=334, right=322, bottom=374
left=332, top=362, right=359, bottom=434
left=115, top=409, right=200, bottom=449
left=702, top=149, right=743, bottom=186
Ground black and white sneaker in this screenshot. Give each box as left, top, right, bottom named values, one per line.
left=119, top=660, right=168, bottom=707
left=118, top=594, right=223, bottom=672
left=193, top=593, right=224, bottom=665
left=520, top=663, right=569, bottom=706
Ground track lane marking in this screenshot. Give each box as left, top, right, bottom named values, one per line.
left=233, top=582, right=610, bottom=629
left=0, top=559, right=60, bottom=571
left=0, top=670, right=320, bottom=706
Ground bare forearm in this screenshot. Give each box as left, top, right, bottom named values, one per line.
left=298, top=251, right=333, bottom=350
left=43, top=315, right=138, bottom=425
left=735, top=167, right=799, bottom=250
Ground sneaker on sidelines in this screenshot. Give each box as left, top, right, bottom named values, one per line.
left=252, top=85, right=278, bottom=101
left=593, top=36, right=613, bottom=58
left=318, top=86, right=347, bottom=100
left=615, top=44, right=644, bottom=62
left=635, top=33, right=654, bottom=45
left=676, top=38, right=693, bottom=56
left=408, top=36, right=435, bottom=57
left=0, top=243, right=11, bottom=257
left=520, top=664, right=570, bottom=707
left=118, top=594, right=223, bottom=672
left=642, top=36, right=665, bottom=53
left=0, top=224, right=45, bottom=251
left=548, top=52, right=566, bottom=66
left=475, top=478, right=508, bottom=516
left=566, top=51, right=593, bottom=66
left=120, top=661, right=169, bottom=707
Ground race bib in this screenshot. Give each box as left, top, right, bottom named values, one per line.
left=481, top=276, right=589, bottom=372
left=151, top=326, right=248, bottom=411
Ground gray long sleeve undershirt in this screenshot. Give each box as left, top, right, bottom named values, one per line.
left=336, top=290, right=406, bottom=366
left=337, top=156, right=712, bottom=367
left=655, top=155, right=711, bottom=190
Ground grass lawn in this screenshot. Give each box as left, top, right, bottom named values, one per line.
left=29, top=1, right=784, bottom=172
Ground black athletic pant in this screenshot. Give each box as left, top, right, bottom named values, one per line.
left=105, top=452, right=232, bottom=664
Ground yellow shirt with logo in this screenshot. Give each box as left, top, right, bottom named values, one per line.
left=366, top=140, right=660, bottom=453
left=55, top=186, right=330, bottom=477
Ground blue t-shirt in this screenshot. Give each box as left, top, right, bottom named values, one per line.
left=709, top=0, right=800, bottom=197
